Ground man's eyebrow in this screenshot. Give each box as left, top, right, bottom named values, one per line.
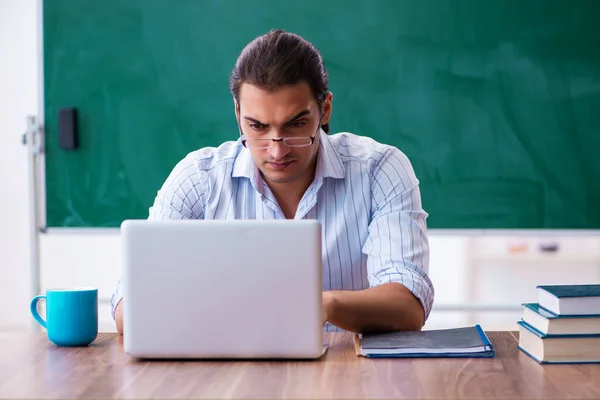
left=243, top=116, right=265, bottom=125
left=242, top=110, right=311, bottom=126
left=285, top=110, right=310, bottom=124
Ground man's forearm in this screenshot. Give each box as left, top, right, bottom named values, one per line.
left=115, top=299, right=124, bottom=335
left=324, top=282, right=425, bottom=334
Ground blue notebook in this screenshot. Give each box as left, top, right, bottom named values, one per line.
left=355, top=325, right=494, bottom=358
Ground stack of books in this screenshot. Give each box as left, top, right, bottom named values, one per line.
left=518, top=284, right=600, bottom=364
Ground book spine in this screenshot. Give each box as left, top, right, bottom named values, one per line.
left=475, top=324, right=493, bottom=352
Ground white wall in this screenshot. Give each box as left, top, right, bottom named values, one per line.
left=2, top=0, right=599, bottom=334
left=0, top=0, right=38, bottom=331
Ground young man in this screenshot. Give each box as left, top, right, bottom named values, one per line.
left=111, top=29, right=434, bottom=335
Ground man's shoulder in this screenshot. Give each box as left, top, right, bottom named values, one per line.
left=178, top=139, right=243, bottom=172
left=327, top=132, right=407, bottom=165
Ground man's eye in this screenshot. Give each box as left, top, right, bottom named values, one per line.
left=289, top=121, right=306, bottom=128
left=249, top=123, right=264, bottom=130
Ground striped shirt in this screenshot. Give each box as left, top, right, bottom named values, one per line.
left=110, top=129, right=435, bottom=331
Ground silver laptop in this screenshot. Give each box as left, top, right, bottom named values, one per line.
left=121, top=219, right=325, bottom=359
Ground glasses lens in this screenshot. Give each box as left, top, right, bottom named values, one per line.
left=284, top=137, right=312, bottom=147
left=245, top=139, right=270, bottom=149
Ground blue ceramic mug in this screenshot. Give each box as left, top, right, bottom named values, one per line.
left=30, top=287, right=98, bottom=346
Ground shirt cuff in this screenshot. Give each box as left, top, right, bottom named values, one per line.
left=109, top=279, right=123, bottom=320
left=372, top=272, right=435, bottom=321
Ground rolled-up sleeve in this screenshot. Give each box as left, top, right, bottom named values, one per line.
left=110, top=278, right=123, bottom=320
left=362, top=147, right=435, bottom=320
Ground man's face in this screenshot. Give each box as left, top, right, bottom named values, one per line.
left=236, top=82, right=331, bottom=186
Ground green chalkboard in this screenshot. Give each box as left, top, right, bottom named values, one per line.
left=43, top=0, right=600, bottom=229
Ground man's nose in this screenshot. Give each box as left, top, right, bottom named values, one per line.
left=267, top=139, right=292, bottom=160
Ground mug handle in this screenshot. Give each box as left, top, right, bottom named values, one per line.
left=30, top=295, right=47, bottom=329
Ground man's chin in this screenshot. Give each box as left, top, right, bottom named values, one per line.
left=259, top=168, right=302, bottom=185
left=263, top=172, right=300, bottom=185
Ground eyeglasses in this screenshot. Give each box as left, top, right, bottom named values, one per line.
left=241, top=135, right=316, bottom=149
left=236, top=101, right=322, bottom=150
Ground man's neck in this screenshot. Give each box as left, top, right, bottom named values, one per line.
left=266, top=178, right=311, bottom=219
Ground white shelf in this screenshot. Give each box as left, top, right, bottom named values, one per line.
left=470, top=253, right=600, bottom=264
left=468, top=235, right=600, bottom=265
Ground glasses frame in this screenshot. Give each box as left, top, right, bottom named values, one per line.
left=241, top=135, right=316, bottom=149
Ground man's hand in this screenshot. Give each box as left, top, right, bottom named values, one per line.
left=322, top=291, right=336, bottom=326
left=320, top=283, right=425, bottom=334
left=115, top=299, right=124, bottom=335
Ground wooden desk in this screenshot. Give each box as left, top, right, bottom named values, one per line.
left=1, top=331, right=599, bottom=399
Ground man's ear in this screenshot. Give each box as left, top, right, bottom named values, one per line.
left=321, top=92, right=333, bottom=125
left=233, top=98, right=240, bottom=122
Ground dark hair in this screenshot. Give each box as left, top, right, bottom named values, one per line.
left=229, top=29, right=330, bottom=133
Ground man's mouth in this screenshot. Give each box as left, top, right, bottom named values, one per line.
left=267, top=161, right=293, bottom=170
